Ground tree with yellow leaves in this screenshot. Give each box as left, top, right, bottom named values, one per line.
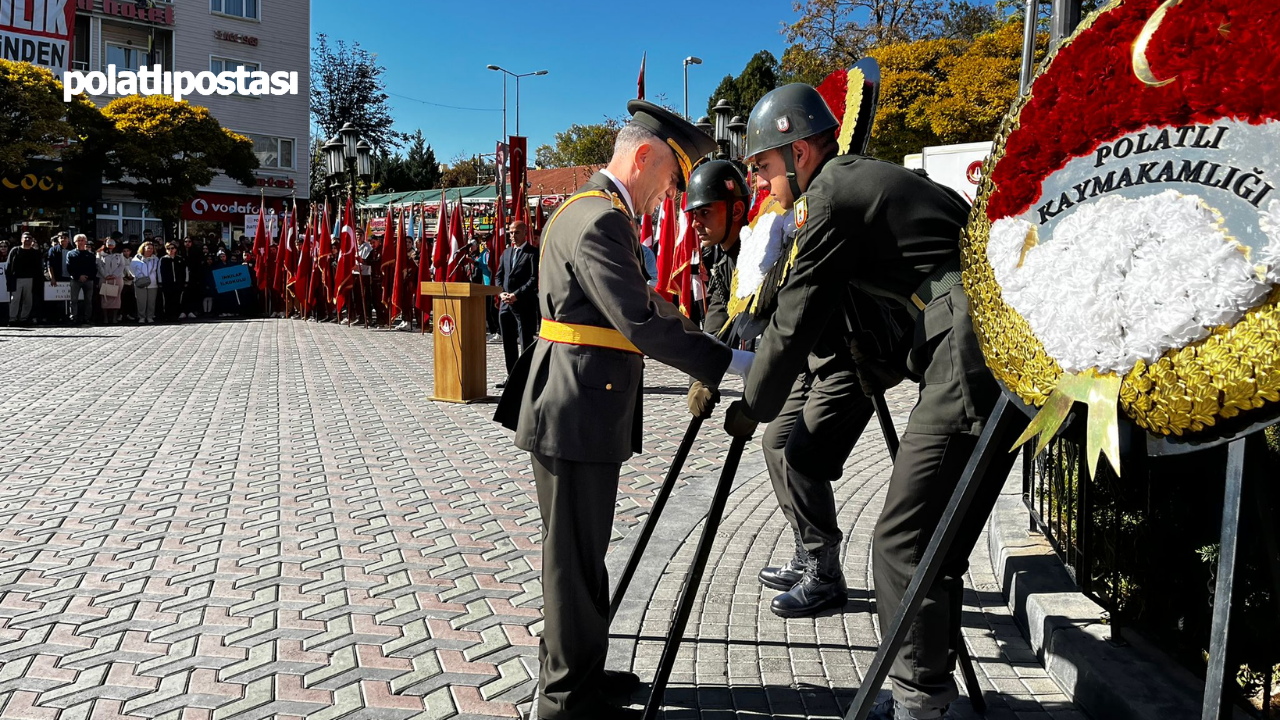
left=866, top=20, right=1047, bottom=162
left=101, top=95, right=258, bottom=235
left=0, top=59, right=109, bottom=178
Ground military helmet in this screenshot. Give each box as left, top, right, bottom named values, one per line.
left=743, top=83, right=839, bottom=160
left=684, top=160, right=749, bottom=213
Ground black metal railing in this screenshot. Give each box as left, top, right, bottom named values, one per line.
left=1021, top=428, right=1279, bottom=718
left=1021, top=433, right=1144, bottom=641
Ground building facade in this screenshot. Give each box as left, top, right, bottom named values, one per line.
left=72, top=0, right=309, bottom=244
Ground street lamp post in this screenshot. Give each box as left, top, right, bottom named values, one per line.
left=487, top=65, right=549, bottom=137
left=323, top=123, right=374, bottom=217
left=683, top=56, right=702, bottom=120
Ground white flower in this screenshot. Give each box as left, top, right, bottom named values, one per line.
left=1256, top=198, right=1280, bottom=283
left=989, top=190, right=1273, bottom=375
left=734, top=210, right=789, bottom=299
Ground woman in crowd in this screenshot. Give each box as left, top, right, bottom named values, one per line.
left=120, top=246, right=137, bottom=322
left=131, top=241, right=160, bottom=324
left=96, top=238, right=128, bottom=324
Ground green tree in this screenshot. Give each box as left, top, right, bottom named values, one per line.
left=441, top=155, right=482, bottom=188
left=706, top=50, right=779, bottom=118
left=102, top=95, right=258, bottom=237
left=311, top=34, right=401, bottom=150
left=534, top=118, right=621, bottom=169
left=403, top=130, right=441, bottom=189
left=0, top=59, right=109, bottom=178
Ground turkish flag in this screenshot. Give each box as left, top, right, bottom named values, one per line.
left=251, top=202, right=270, bottom=292
left=312, top=201, right=334, bottom=312
left=444, top=201, right=467, bottom=281
left=431, top=196, right=449, bottom=283
left=295, top=210, right=315, bottom=316
left=380, top=209, right=397, bottom=310
left=392, top=209, right=411, bottom=321
left=333, top=196, right=357, bottom=317
left=653, top=195, right=677, bottom=299
left=637, top=52, right=646, bottom=100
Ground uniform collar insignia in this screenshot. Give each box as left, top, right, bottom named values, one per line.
left=609, top=192, right=632, bottom=219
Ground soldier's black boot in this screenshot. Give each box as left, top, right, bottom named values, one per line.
left=769, top=543, right=847, bottom=618
left=758, top=529, right=807, bottom=590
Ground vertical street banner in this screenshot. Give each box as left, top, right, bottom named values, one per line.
left=508, top=136, right=528, bottom=223
left=0, top=0, right=77, bottom=77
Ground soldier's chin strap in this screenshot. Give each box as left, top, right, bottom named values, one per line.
left=780, top=143, right=804, bottom=200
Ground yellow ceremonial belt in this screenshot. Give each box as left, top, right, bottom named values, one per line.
left=540, top=319, right=642, bottom=355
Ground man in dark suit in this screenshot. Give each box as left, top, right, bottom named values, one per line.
left=495, top=219, right=539, bottom=381
left=495, top=101, right=753, bottom=720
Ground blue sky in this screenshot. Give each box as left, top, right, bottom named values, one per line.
left=310, top=0, right=801, bottom=162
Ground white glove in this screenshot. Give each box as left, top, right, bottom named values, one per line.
left=727, top=349, right=754, bottom=379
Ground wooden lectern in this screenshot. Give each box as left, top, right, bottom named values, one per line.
left=420, top=281, right=502, bottom=403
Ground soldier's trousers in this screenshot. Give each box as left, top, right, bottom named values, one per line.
left=763, top=367, right=875, bottom=553
left=531, top=451, right=621, bottom=719
left=872, top=285, right=1016, bottom=714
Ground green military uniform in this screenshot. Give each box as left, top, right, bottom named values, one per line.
left=737, top=150, right=1017, bottom=715
left=496, top=102, right=731, bottom=720
left=703, top=246, right=735, bottom=337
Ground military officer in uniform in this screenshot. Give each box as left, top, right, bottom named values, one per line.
left=724, top=83, right=1017, bottom=719
left=495, top=100, right=753, bottom=720
left=685, top=160, right=750, bottom=337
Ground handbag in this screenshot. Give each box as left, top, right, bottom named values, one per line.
left=100, top=282, right=120, bottom=298
left=134, top=275, right=151, bottom=289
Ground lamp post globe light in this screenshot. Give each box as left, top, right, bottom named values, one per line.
left=695, top=115, right=713, bottom=136
left=712, top=99, right=733, bottom=159
left=727, top=116, right=747, bottom=161
left=323, top=126, right=375, bottom=219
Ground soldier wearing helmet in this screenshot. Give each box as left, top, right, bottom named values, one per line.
left=684, top=160, right=750, bottom=335
left=722, top=82, right=1015, bottom=720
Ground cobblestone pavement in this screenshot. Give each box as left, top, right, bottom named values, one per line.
left=0, top=321, right=1081, bottom=720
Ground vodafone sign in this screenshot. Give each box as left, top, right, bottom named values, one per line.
left=182, top=192, right=292, bottom=222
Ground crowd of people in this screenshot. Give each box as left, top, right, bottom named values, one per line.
left=2, top=229, right=281, bottom=326
left=0, top=221, right=572, bottom=339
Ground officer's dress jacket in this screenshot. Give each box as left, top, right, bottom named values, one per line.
left=496, top=172, right=732, bottom=464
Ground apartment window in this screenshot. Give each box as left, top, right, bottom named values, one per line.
left=210, top=57, right=259, bottom=74
left=246, top=134, right=294, bottom=170
left=106, top=43, right=147, bottom=73
left=72, top=22, right=89, bottom=71
left=211, top=0, right=259, bottom=20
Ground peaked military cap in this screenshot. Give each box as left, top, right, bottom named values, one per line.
left=626, top=99, right=719, bottom=190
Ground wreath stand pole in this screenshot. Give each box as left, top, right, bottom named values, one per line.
left=848, top=383, right=1279, bottom=720
left=870, top=391, right=988, bottom=716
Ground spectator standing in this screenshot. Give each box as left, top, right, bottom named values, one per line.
left=159, top=242, right=186, bottom=322
left=120, top=246, right=137, bottom=321
left=7, top=232, right=44, bottom=325
left=65, top=234, right=98, bottom=325
left=46, top=233, right=71, bottom=324
left=494, top=220, right=539, bottom=382
left=182, top=237, right=205, bottom=319
left=97, top=238, right=128, bottom=324
left=131, top=242, right=160, bottom=323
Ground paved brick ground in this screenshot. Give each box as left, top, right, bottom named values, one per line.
left=0, top=321, right=1080, bottom=720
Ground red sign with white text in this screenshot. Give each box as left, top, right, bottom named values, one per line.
left=182, top=192, right=292, bottom=223
left=2, top=0, right=77, bottom=77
